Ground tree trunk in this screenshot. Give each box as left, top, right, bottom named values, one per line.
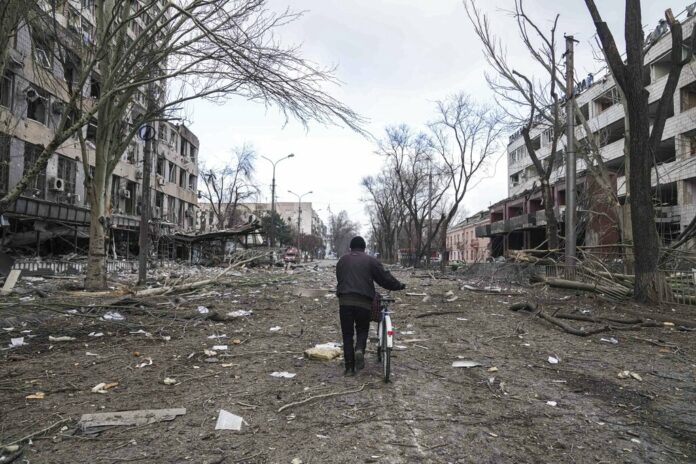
left=541, top=180, right=559, bottom=251
left=85, top=204, right=108, bottom=290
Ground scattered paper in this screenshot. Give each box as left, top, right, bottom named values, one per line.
left=102, top=311, right=124, bottom=321
left=204, top=349, right=217, bottom=356
left=26, top=391, right=45, bottom=400
left=130, top=329, right=152, bottom=337
left=215, top=409, right=244, bottom=431
left=49, top=335, right=76, bottom=342
left=88, top=332, right=104, bottom=337
left=617, top=370, right=643, bottom=381
left=270, top=371, right=297, bottom=379
left=227, top=310, right=252, bottom=318
left=269, top=326, right=282, bottom=332
left=212, top=345, right=228, bottom=351
left=86, top=352, right=99, bottom=357
left=197, top=306, right=210, bottom=314
left=456, top=318, right=468, bottom=321
left=488, top=367, right=499, bottom=372
left=136, top=358, right=153, bottom=368
left=548, top=356, right=559, bottom=364
left=9, top=337, right=25, bottom=348
left=207, top=334, right=227, bottom=339
left=600, top=337, right=618, bottom=344
left=163, top=377, right=177, bottom=385
left=546, top=401, right=557, bottom=407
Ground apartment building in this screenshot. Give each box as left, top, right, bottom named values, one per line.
left=446, top=211, right=490, bottom=262
left=0, top=1, right=199, bottom=255
left=477, top=4, right=696, bottom=257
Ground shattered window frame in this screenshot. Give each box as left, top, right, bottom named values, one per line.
left=0, top=133, right=10, bottom=195
left=57, top=155, right=77, bottom=196
left=22, top=142, right=46, bottom=198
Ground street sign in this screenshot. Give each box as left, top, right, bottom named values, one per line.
left=138, top=124, right=155, bottom=141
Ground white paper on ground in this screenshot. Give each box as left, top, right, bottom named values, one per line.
left=270, top=371, right=296, bottom=379
left=215, top=410, right=243, bottom=431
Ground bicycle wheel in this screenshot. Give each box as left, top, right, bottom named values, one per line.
left=381, top=321, right=391, bottom=383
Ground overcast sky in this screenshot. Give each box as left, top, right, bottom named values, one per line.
left=189, top=0, right=682, bottom=233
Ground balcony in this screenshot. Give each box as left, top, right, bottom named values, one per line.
left=475, top=224, right=491, bottom=238
left=655, top=205, right=681, bottom=224
left=490, top=220, right=510, bottom=235
left=508, top=214, right=536, bottom=231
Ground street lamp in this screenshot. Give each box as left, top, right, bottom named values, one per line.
left=288, top=189, right=312, bottom=254
left=260, top=153, right=294, bottom=248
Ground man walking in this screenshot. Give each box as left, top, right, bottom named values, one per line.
left=336, top=236, right=405, bottom=376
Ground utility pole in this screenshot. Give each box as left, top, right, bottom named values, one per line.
left=565, top=35, right=578, bottom=267
left=261, top=154, right=294, bottom=249
left=288, top=189, right=312, bottom=254
left=137, top=82, right=156, bottom=286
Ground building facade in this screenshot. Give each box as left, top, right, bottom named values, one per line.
left=477, top=5, right=696, bottom=257
left=0, top=1, right=200, bottom=256
left=446, top=211, right=490, bottom=262
left=198, top=201, right=323, bottom=237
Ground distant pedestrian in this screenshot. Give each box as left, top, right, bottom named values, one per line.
left=335, top=236, right=405, bottom=376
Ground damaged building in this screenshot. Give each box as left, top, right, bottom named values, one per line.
left=477, top=5, right=696, bottom=259
left=0, top=1, right=200, bottom=261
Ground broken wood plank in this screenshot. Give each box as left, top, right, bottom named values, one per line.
left=1, top=269, right=22, bottom=296
left=78, top=408, right=186, bottom=433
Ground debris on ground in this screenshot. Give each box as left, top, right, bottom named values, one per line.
left=452, top=360, right=482, bottom=368
left=215, top=410, right=244, bottom=431
left=79, top=408, right=187, bottom=433
left=270, top=371, right=297, bottom=379
left=304, top=342, right=342, bottom=360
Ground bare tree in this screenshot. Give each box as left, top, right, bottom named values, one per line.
left=200, top=144, right=258, bottom=230
left=1, top=1, right=364, bottom=289
left=361, top=173, right=403, bottom=263
left=429, top=93, right=504, bottom=269
left=328, top=210, right=359, bottom=257
left=584, top=1, right=696, bottom=302
left=376, top=125, right=450, bottom=266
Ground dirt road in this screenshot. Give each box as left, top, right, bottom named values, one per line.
left=1, top=261, right=694, bottom=463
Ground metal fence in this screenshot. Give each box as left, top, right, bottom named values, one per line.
left=10, top=259, right=181, bottom=276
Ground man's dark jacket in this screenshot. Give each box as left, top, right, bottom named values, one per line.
left=336, top=250, right=403, bottom=309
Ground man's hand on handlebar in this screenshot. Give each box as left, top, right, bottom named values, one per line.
left=398, top=283, right=406, bottom=290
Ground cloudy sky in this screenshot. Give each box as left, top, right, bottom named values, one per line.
left=189, top=0, right=682, bottom=233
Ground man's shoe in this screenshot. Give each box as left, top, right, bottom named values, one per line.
left=355, top=350, right=365, bottom=371
left=344, top=367, right=356, bottom=377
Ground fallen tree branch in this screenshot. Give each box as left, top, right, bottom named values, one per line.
left=415, top=310, right=469, bottom=319
left=277, top=383, right=367, bottom=413
left=0, top=418, right=71, bottom=448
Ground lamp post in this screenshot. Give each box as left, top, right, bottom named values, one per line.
left=260, top=154, right=294, bottom=248
left=288, top=189, right=312, bottom=254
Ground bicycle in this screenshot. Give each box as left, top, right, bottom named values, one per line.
left=376, top=295, right=395, bottom=383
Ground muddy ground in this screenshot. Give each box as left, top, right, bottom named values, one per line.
left=0, top=261, right=695, bottom=463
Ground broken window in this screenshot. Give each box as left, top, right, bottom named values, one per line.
left=593, top=87, right=620, bottom=115
left=167, top=195, right=176, bottom=221
left=62, top=50, right=81, bottom=92
left=190, top=146, right=197, bottom=163
left=86, top=118, right=97, bottom=143
left=31, top=28, right=53, bottom=69
left=23, top=142, right=46, bottom=198
left=156, top=156, right=165, bottom=177
left=681, top=81, right=696, bottom=112
left=179, top=168, right=186, bottom=188
left=0, top=72, right=13, bottom=109
left=180, top=138, right=188, bottom=158
left=0, top=134, right=10, bottom=195
left=188, top=174, right=196, bottom=190
left=57, top=155, right=77, bottom=195
left=26, top=87, right=49, bottom=125
left=111, top=175, right=121, bottom=210
left=89, top=75, right=100, bottom=98
left=168, top=161, right=176, bottom=183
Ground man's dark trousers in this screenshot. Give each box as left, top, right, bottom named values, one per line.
left=339, top=305, right=370, bottom=368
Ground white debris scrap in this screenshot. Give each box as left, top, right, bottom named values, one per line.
left=270, top=371, right=297, bottom=379
left=49, top=335, right=76, bottom=342
left=227, top=310, right=252, bottom=318
left=548, top=356, right=559, bottom=364
left=196, top=306, right=210, bottom=314
left=9, top=337, right=25, bottom=348
left=452, top=360, right=482, bottom=368
left=102, top=311, right=125, bottom=321
left=215, top=410, right=245, bottom=431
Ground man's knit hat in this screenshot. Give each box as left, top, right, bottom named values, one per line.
left=349, top=236, right=366, bottom=250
